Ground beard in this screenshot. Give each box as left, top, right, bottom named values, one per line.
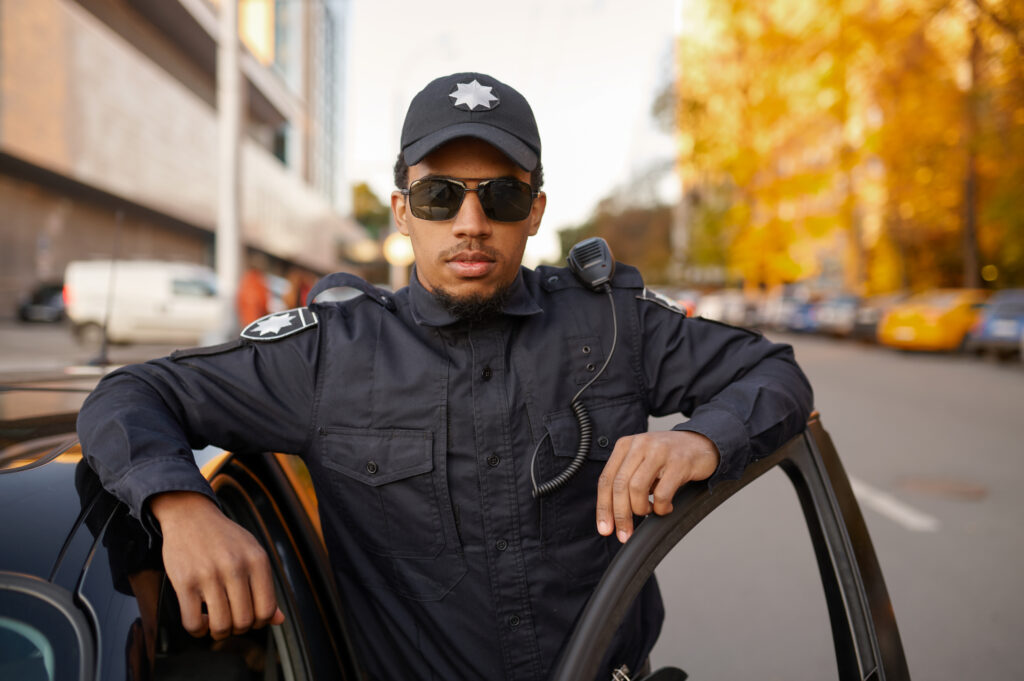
left=431, top=282, right=513, bottom=324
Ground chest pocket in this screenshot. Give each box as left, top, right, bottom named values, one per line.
left=320, top=426, right=466, bottom=600
left=539, top=397, right=649, bottom=582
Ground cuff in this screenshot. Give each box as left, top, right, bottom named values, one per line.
left=109, top=456, right=219, bottom=540
left=672, top=408, right=751, bottom=487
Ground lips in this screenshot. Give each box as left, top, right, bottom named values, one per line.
left=447, top=251, right=496, bottom=278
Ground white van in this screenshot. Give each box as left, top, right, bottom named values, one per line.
left=63, top=260, right=222, bottom=345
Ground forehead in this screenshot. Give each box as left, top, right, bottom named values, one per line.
left=410, top=137, right=530, bottom=181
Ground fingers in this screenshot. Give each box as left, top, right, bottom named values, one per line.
left=597, top=436, right=650, bottom=543
left=595, top=431, right=722, bottom=544
left=596, top=436, right=631, bottom=538
left=248, top=554, right=283, bottom=629
left=177, top=585, right=208, bottom=638
left=204, top=584, right=233, bottom=640
left=156, top=498, right=283, bottom=641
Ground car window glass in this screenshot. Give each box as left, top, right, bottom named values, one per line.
left=650, top=469, right=838, bottom=680
left=0, top=617, right=54, bottom=681
left=0, top=590, right=82, bottom=681
left=171, top=279, right=216, bottom=298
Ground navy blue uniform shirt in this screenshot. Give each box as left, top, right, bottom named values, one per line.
left=78, top=264, right=813, bottom=680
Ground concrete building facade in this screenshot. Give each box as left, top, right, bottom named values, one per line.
left=0, top=0, right=361, bottom=317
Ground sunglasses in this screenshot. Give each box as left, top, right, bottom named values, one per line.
left=401, top=177, right=539, bottom=222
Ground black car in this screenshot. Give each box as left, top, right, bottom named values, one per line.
left=16, top=282, right=66, bottom=323
left=0, top=380, right=910, bottom=680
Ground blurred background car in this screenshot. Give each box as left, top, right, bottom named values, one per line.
left=15, top=282, right=66, bottom=323
left=786, top=296, right=822, bottom=334
left=877, top=288, right=990, bottom=351
left=696, top=289, right=752, bottom=326
left=850, top=292, right=908, bottom=343
left=815, top=294, right=861, bottom=338
left=64, top=260, right=220, bottom=346
left=964, top=288, right=1024, bottom=360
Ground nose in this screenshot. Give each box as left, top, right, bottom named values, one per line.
left=451, top=188, right=492, bottom=240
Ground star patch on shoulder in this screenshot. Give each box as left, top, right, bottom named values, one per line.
left=449, top=79, right=499, bottom=111
left=241, top=307, right=318, bottom=341
left=637, top=288, right=687, bottom=315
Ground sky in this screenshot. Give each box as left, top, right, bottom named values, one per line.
left=342, top=0, right=680, bottom=263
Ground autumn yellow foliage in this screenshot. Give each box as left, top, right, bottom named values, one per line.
left=675, top=0, right=1024, bottom=292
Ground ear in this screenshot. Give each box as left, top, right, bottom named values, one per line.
left=391, top=191, right=410, bottom=236
left=527, top=191, right=546, bottom=237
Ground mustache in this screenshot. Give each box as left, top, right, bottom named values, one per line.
left=440, top=241, right=501, bottom=262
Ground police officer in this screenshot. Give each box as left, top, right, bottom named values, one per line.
left=78, top=72, right=813, bottom=680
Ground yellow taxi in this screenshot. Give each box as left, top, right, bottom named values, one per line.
left=877, top=288, right=991, bottom=351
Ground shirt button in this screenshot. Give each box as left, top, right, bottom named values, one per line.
left=486, top=454, right=500, bottom=467
left=496, top=539, right=508, bottom=551
left=586, top=362, right=596, bottom=372
left=482, top=366, right=492, bottom=380
left=582, top=345, right=591, bottom=354
left=365, top=461, right=378, bottom=474
left=508, top=614, right=521, bottom=628
left=597, top=435, right=610, bottom=448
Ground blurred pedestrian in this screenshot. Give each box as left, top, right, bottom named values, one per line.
left=284, top=268, right=313, bottom=309
left=236, top=264, right=269, bottom=327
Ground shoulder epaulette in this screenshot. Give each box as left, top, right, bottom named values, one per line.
left=240, top=307, right=319, bottom=341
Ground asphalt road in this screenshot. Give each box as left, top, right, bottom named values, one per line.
left=3, top=322, right=1022, bottom=679
left=649, top=333, right=1024, bottom=681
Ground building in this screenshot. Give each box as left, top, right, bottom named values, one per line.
left=0, top=0, right=363, bottom=317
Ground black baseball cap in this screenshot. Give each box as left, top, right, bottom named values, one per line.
left=400, top=72, right=541, bottom=171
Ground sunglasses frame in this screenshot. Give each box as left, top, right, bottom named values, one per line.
left=400, top=176, right=540, bottom=223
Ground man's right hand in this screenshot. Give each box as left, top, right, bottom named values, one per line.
left=149, top=491, right=285, bottom=640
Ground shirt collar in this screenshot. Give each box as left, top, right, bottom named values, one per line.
left=408, top=266, right=543, bottom=327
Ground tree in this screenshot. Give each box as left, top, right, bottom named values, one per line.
left=351, top=182, right=390, bottom=238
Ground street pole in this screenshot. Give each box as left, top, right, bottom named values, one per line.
left=216, top=0, right=242, bottom=341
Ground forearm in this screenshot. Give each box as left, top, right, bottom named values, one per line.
left=77, top=369, right=217, bottom=521
left=673, top=350, right=813, bottom=483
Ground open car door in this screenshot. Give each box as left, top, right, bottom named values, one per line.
left=551, top=415, right=911, bottom=681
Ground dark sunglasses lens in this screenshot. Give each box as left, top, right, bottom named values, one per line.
left=480, top=180, right=534, bottom=222
left=409, top=180, right=463, bottom=220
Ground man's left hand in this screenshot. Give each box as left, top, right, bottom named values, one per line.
left=596, top=430, right=719, bottom=543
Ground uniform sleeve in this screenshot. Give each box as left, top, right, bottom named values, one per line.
left=638, top=301, right=814, bottom=484
left=76, top=327, right=321, bottom=523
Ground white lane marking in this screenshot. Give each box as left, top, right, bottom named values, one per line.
left=850, top=477, right=940, bottom=532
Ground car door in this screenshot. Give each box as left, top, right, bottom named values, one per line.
left=69, top=449, right=362, bottom=681
left=550, top=416, right=910, bottom=681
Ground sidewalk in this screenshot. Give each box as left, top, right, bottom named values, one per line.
left=0, top=320, right=180, bottom=380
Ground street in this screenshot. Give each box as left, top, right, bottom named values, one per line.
left=2, top=322, right=1022, bottom=679
left=650, top=333, right=1024, bottom=680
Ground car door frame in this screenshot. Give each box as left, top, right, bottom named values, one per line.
left=551, top=415, right=910, bottom=681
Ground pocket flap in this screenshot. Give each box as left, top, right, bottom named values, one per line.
left=322, top=426, right=433, bottom=486
left=544, top=397, right=648, bottom=462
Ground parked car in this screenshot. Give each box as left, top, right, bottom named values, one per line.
left=851, top=292, right=909, bottom=343
left=696, top=289, right=752, bottom=326
left=964, top=288, right=1024, bottom=359
left=816, top=294, right=861, bottom=338
left=0, top=381, right=910, bottom=681
left=877, top=288, right=990, bottom=351
left=786, top=297, right=822, bottom=333
left=16, top=281, right=66, bottom=323
left=64, top=260, right=220, bottom=346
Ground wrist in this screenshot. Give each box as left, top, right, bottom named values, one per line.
left=149, top=490, right=220, bottom=527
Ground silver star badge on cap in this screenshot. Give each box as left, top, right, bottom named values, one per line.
left=449, top=79, right=499, bottom=111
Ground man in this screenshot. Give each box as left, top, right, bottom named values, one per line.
left=78, top=72, right=813, bottom=680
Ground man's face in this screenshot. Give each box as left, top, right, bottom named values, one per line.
left=392, top=137, right=546, bottom=301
